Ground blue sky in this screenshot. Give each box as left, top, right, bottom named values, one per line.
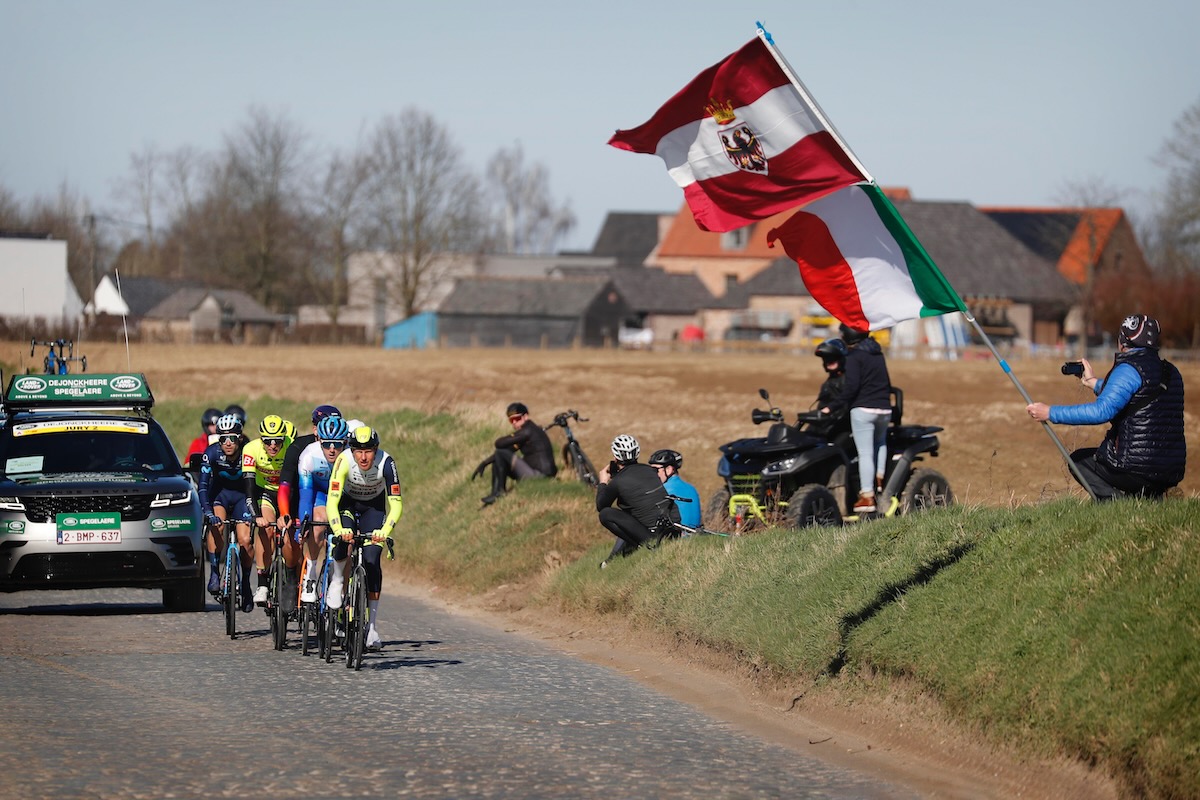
left=2, top=1, right=1197, bottom=251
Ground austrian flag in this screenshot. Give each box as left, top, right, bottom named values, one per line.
left=608, top=37, right=866, bottom=232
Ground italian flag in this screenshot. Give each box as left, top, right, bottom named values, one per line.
left=767, top=183, right=968, bottom=331
left=608, top=37, right=866, bottom=233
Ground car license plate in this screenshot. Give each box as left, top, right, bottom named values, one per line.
left=57, top=529, right=122, bottom=545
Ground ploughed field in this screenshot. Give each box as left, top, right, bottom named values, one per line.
left=34, top=341, right=1200, bottom=506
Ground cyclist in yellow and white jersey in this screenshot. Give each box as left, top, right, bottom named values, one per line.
left=242, top=414, right=295, bottom=608
left=326, top=425, right=403, bottom=651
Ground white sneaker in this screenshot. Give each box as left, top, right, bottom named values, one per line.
left=366, top=627, right=382, bottom=650
left=300, top=580, right=317, bottom=604
left=253, top=585, right=269, bottom=605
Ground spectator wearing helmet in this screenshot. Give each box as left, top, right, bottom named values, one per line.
left=648, top=449, right=702, bottom=529
left=197, top=414, right=255, bottom=609
left=291, top=414, right=351, bottom=603
left=326, top=425, right=404, bottom=651
left=242, top=414, right=297, bottom=608
left=186, top=407, right=223, bottom=461
left=472, top=402, right=557, bottom=506
left=278, top=404, right=342, bottom=535
left=822, top=322, right=893, bottom=514
left=810, top=338, right=851, bottom=442
left=595, top=434, right=677, bottom=567
left=1027, top=313, right=1185, bottom=500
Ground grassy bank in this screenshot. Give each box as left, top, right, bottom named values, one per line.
left=158, top=401, right=1198, bottom=798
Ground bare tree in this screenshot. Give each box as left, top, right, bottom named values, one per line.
left=313, top=144, right=371, bottom=330
left=361, top=110, right=487, bottom=318
left=1153, top=97, right=1200, bottom=271
left=110, top=143, right=163, bottom=277
left=486, top=142, right=576, bottom=255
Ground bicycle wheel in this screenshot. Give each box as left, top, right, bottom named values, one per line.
left=300, top=605, right=313, bottom=656
left=323, top=608, right=335, bottom=663
left=351, top=570, right=368, bottom=670
left=270, top=558, right=287, bottom=651
left=572, top=444, right=599, bottom=487
left=223, top=548, right=237, bottom=639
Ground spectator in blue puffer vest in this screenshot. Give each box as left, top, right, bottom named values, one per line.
left=1027, top=314, right=1186, bottom=500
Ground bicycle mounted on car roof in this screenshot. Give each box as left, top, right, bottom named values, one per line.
left=30, top=338, right=87, bottom=375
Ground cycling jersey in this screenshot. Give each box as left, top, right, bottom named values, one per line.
left=241, top=437, right=290, bottom=491
left=327, top=448, right=403, bottom=539
left=198, top=439, right=249, bottom=518
left=296, top=440, right=337, bottom=524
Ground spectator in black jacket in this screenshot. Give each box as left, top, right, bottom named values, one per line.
left=595, top=434, right=677, bottom=568
left=822, top=323, right=892, bottom=514
left=473, top=402, right=557, bottom=506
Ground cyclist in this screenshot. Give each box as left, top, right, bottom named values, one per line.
left=291, top=415, right=350, bottom=603
left=326, top=425, right=403, bottom=651
left=242, top=414, right=296, bottom=608
left=596, top=434, right=675, bottom=568
left=186, top=407, right=223, bottom=461
left=197, top=414, right=255, bottom=612
left=647, top=449, right=701, bottom=529
left=278, top=404, right=341, bottom=528
left=472, top=402, right=557, bottom=506
left=224, top=404, right=248, bottom=427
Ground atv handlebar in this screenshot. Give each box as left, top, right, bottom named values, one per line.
left=751, top=407, right=783, bottom=425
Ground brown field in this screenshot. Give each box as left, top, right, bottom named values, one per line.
left=26, top=340, right=1198, bottom=506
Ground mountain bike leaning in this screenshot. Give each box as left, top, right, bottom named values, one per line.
left=546, top=409, right=599, bottom=487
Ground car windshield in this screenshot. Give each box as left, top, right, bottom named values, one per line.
left=0, top=420, right=180, bottom=476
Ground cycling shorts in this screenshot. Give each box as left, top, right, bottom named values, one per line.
left=212, top=488, right=253, bottom=522
left=255, top=487, right=279, bottom=517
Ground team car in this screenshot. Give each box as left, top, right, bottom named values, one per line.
left=0, top=373, right=205, bottom=611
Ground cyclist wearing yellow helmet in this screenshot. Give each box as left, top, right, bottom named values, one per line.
left=242, top=414, right=296, bottom=608
left=326, top=424, right=403, bottom=651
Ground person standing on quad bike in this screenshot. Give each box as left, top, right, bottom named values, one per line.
left=472, top=402, right=557, bottom=506
left=596, top=435, right=677, bottom=568
left=821, top=323, right=893, bottom=514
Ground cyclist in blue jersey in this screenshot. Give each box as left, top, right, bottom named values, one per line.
left=289, top=415, right=350, bottom=603
left=648, top=449, right=702, bottom=529
left=197, top=414, right=255, bottom=611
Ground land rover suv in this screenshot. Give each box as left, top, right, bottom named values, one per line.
left=0, top=373, right=204, bottom=611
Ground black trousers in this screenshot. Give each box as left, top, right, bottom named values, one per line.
left=1070, top=448, right=1173, bottom=501
left=599, top=507, right=656, bottom=559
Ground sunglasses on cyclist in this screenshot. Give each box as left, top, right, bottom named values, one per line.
left=320, top=440, right=346, bottom=450
left=262, top=437, right=285, bottom=447
left=218, top=434, right=240, bottom=444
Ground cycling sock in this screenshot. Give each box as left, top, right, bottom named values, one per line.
left=208, top=553, right=219, bottom=569
left=368, top=599, right=379, bottom=628
left=305, top=558, right=317, bottom=580
left=258, top=570, right=269, bottom=588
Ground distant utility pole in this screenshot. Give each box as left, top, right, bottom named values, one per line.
left=87, top=213, right=97, bottom=322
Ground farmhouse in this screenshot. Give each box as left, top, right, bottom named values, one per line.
left=0, top=235, right=83, bottom=328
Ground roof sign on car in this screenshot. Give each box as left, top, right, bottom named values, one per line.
left=3, top=373, right=154, bottom=410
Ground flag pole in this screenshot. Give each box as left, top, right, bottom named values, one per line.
left=755, top=22, right=874, bottom=184
left=959, top=311, right=1099, bottom=500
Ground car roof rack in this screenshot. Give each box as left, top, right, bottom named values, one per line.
left=2, top=373, right=155, bottom=414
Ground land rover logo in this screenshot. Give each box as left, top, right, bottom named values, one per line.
left=6, top=521, right=23, bottom=532
left=109, top=375, right=144, bottom=392
left=62, top=516, right=79, bottom=527
left=151, top=519, right=166, bottom=530
left=14, top=376, right=47, bottom=393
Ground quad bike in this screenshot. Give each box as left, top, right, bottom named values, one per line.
left=707, top=387, right=953, bottom=531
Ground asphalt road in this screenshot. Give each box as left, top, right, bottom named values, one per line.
left=0, top=588, right=916, bottom=799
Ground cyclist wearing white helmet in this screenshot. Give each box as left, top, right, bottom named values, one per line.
left=595, top=434, right=676, bottom=568
left=197, top=414, right=255, bottom=610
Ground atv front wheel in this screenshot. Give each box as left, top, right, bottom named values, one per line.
left=785, top=484, right=842, bottom=529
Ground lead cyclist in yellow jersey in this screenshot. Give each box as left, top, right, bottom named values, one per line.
left=242, top=414, right=295, bottom=607
left=326, top=425, right=402, bottom=651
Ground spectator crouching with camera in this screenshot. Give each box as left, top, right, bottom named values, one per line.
left=1027, top=313, right=1185, bottom=500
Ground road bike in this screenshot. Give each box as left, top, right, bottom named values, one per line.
left=650, top=493, right=730, bottom=546
left=30, top=338, right=87, bottom=375
left=546, top=410, right=598, bottom=487
left=214, top=519, right=246, bottom=639
left=294, top=518, right=332, bottom=658
left=340, top=530, right=394, bottom=671
left=264, top=520, right=295, bottom=651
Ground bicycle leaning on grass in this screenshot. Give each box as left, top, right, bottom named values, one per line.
left=546, top=410, right=599, bottom=488
left=649, top=494, right=730, bottom=547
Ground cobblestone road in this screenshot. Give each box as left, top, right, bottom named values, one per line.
left=0, top=588, right=915, bottom=799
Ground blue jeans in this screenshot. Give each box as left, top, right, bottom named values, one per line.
left=850, top=408, right=890, bottom=495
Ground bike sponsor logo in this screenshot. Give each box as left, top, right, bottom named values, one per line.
left=2, top=520, right=25, bottom=534
left=14, top=376, right=47, bottom=394
left=150, top=517, right=195, bottom=531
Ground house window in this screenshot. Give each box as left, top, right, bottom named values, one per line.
left=721, top=227, right=750, bottom=251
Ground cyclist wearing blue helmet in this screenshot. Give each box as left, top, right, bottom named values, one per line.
left=289, top=415, right=351, bottom=602
left=278, top=404, right=341, bottom=529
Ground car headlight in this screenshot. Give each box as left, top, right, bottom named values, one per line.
left=0, top=496, right=25, bottom=511
left=151, top=490, right=194, bottom=508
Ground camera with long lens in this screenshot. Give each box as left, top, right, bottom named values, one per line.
left=1061, top=361, right=1085, bottom=377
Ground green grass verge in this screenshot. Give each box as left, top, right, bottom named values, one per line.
left=159, top=400, right=1197, bottom=797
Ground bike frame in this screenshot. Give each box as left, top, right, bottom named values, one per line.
left=218, top=519, right=242, bottom=639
